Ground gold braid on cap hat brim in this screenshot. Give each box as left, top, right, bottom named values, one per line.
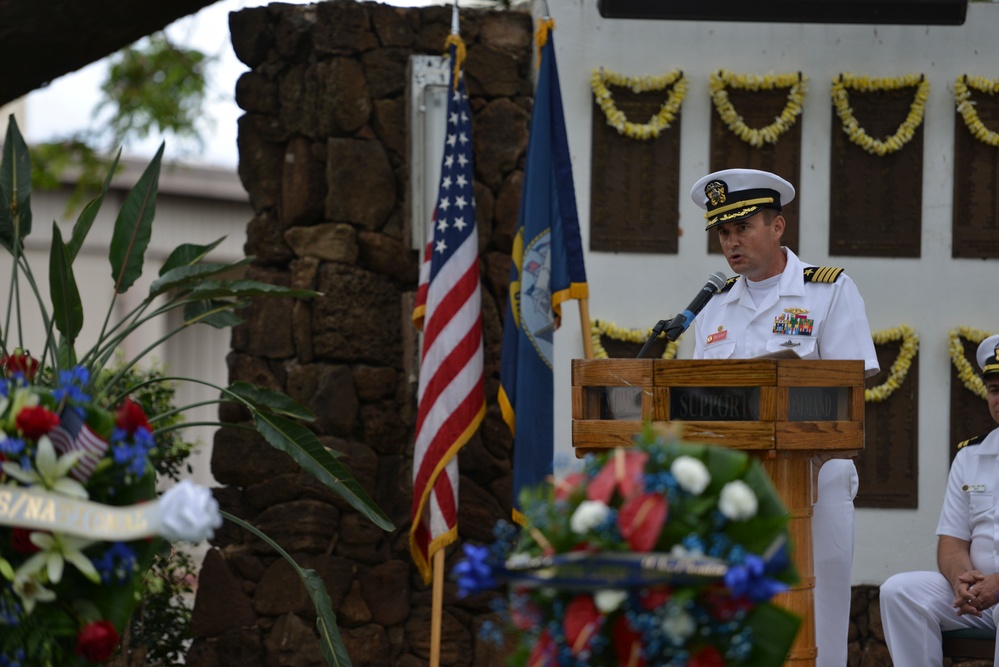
left=704, top=196, right=775, bottom=221
left=983, top=362, right=999, bottom=377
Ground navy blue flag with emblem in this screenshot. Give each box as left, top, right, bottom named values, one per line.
left=499, top=20, right=588, bottom=524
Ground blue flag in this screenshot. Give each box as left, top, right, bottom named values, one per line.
left=499, top=20, right=588, bottom=524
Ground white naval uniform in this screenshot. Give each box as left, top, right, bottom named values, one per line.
left=881, top=429, right=999, bottom=666
left=692, top=247, right=879, bottom=667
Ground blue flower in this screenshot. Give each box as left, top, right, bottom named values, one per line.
left=93, top=542, right=139, bottom=584
left=724, top=554, right=788, bottom=602
left=454, top=543, right=497, bottom=597
left=111, top=426, right=156, bottom=477
left=52, top=366, right=90, bottom=404
left=0, top=437, right=24, bottom=457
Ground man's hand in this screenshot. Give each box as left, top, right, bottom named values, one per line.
left=953, top=570, right=988, bottom=617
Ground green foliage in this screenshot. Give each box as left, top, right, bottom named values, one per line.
left=123, top=546, right=197, bottom=666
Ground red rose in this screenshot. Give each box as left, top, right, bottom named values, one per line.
left=115, top=397, right=151, bottom=435
left=2, top=350, right=39, bottom=381
left=16, top=405, right=61, bottom=441
left=75, top=620, right=120, bottom=662
left=11, top=528, right=41, bottom=554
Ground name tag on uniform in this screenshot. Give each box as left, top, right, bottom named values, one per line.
left=962, top=484, right=986, bottom=492
left=706, top=330, right=727, bottom=345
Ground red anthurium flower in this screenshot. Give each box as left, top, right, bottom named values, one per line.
left=11, top=528, right=41, bottom=554
left=588, top=448, right=648, bottom=503
left=640, top=586, right=673, bottom=611
left=16, top=405, right=61, bottom=441
left=555, top=471, right=585, bottom=501
left=618, top=492, right=668, bottom=552
left=690, top=645, right=726, bottom=667
left=564, top=595, right=602, bottom=656
left=612, top=615, right=646, bottom=667
left=115, top=397, right=151, bottom=435
left=527, top=630, right=557, bottom=667
left=2, top=350, right=39, bottom=381
left=75, top=620, right=120, bottom=662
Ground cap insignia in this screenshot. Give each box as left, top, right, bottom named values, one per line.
left=705, top=180, right=727, bottom=207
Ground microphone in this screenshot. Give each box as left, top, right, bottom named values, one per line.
left=662, top=271, right=728, bottom=342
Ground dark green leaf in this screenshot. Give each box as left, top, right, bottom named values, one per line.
left=148, top=259, right=253, bottom=297
left=742, top=603, right=802, bottom=667
left=109, top=142, right=162, bottom=293
left=183, top=299, right=244, bottom=329
left=49, top=223, right=83, bottom=344
left=252, top=413, right=393, bottom=531
left=228, top=381, right=314, bottom=421
left=159, top=237, right=227, bottom=275
left=188, top=279, right=318, bottom=300
left=0, top=115, right=33, bottom=251
left=67, top=150, right=121, bottom=262
left=221, top=511, right=352, bottom=667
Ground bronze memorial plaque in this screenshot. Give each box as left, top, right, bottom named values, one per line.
left=953, top=86, right=999, bottom=259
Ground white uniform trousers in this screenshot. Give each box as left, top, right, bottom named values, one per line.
left=813, top=459, right=859, bottom=667
left=881, top=570, right=999, bottom=665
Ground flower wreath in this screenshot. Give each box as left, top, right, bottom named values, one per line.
left=455, top=427, right=800, bottom=666
left=590, top=67, right=688, bottom=140
left=955, top=75, right=999, bottom=147
left=865, top=324, right=919, bottom=403
left=709, top=70, right=807, bottom=147
left=831, top=73, right=930, bottom=156
left=591, top=320, right=681, bottom=360
left=949, top=325, right=993, bottom=399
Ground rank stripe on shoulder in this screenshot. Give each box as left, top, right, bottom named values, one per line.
left=803, top=266, right=844, bottom=283
left=957, top=435, right=986, bottom=450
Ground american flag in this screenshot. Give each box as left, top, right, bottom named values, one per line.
left=48, top=408, right=109, bottom=482
left=409, top=40, right=485, bottom=585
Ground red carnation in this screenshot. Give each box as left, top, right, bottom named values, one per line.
left=618, top=492, right=668, bottom=552
left=690, top=645, right=726, bottom=667
left=16, top=405, right=61, bottom=441
left=115, top=397, right=151, bottom=435
left=588, top=448, right=648, bottom=503
left=75, top=620, right=120, bottom=662
left=612, top=615, right=646, bottom=667
left=2, top=350, right=39, bottom=381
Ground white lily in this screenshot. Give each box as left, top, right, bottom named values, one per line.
left=2, top=435, right=87, bottom=499
left=12, top=572, right=56, bottom=614
left=17, top=532, right=99, bottom=584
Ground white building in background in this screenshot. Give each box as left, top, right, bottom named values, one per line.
left=0, top=148, right=251, bottom=492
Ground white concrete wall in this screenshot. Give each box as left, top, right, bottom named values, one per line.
left=544, top=0, right=999, bottom=585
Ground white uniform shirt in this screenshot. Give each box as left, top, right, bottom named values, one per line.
left=692, top=248, right=880, bottom=376
left=937, top=428, right=999, bottom=575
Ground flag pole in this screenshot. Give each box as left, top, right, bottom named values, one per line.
left=427, top=6, right=460, bottom=662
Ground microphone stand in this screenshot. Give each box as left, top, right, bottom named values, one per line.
left=636, top=317, right=674, bottom=359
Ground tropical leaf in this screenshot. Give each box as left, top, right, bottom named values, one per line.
left=743, top=603, right=802, bottom=667
left=222, top=511, right=352, bottom=667
left=0, top=116, right=33, bottom=252
left=67, top=150, right=121, bottom=262
left=183, top=299, right=244, bottom=329
left=109, top=142, right=163, bottom=293
left=252, top=412, right=393, bottom=531
left=159, top=237, right=227, bottom=275
left=49, top=223, right=84, bottom=345
left=228, top=381, right=315, bottom=421
left=148, top=258, right=253, bottom=297
left=188, top=279, right=318, bottom=300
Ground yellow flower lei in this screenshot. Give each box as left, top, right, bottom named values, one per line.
left=831, top=73, right=930, bottom=156
left=949, top=325, right=993, bottom=399
left=865, top=324, right=919, bottom=403
left=591, top=320, right=680, bottom=360
left=709, top=70, right=807, bottom=147
left=590, top=68, right=688, bottom=140
left=955, top=75, right=999, bottom=147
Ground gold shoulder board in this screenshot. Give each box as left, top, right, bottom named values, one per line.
left=957, top=435, right=986, bottom=450
left=803, top=267, right=844, bottom=283
left=720, top=276, right=740, bottom=293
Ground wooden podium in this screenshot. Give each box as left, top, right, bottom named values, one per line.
left=571, top=358, right=867, bottom=667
